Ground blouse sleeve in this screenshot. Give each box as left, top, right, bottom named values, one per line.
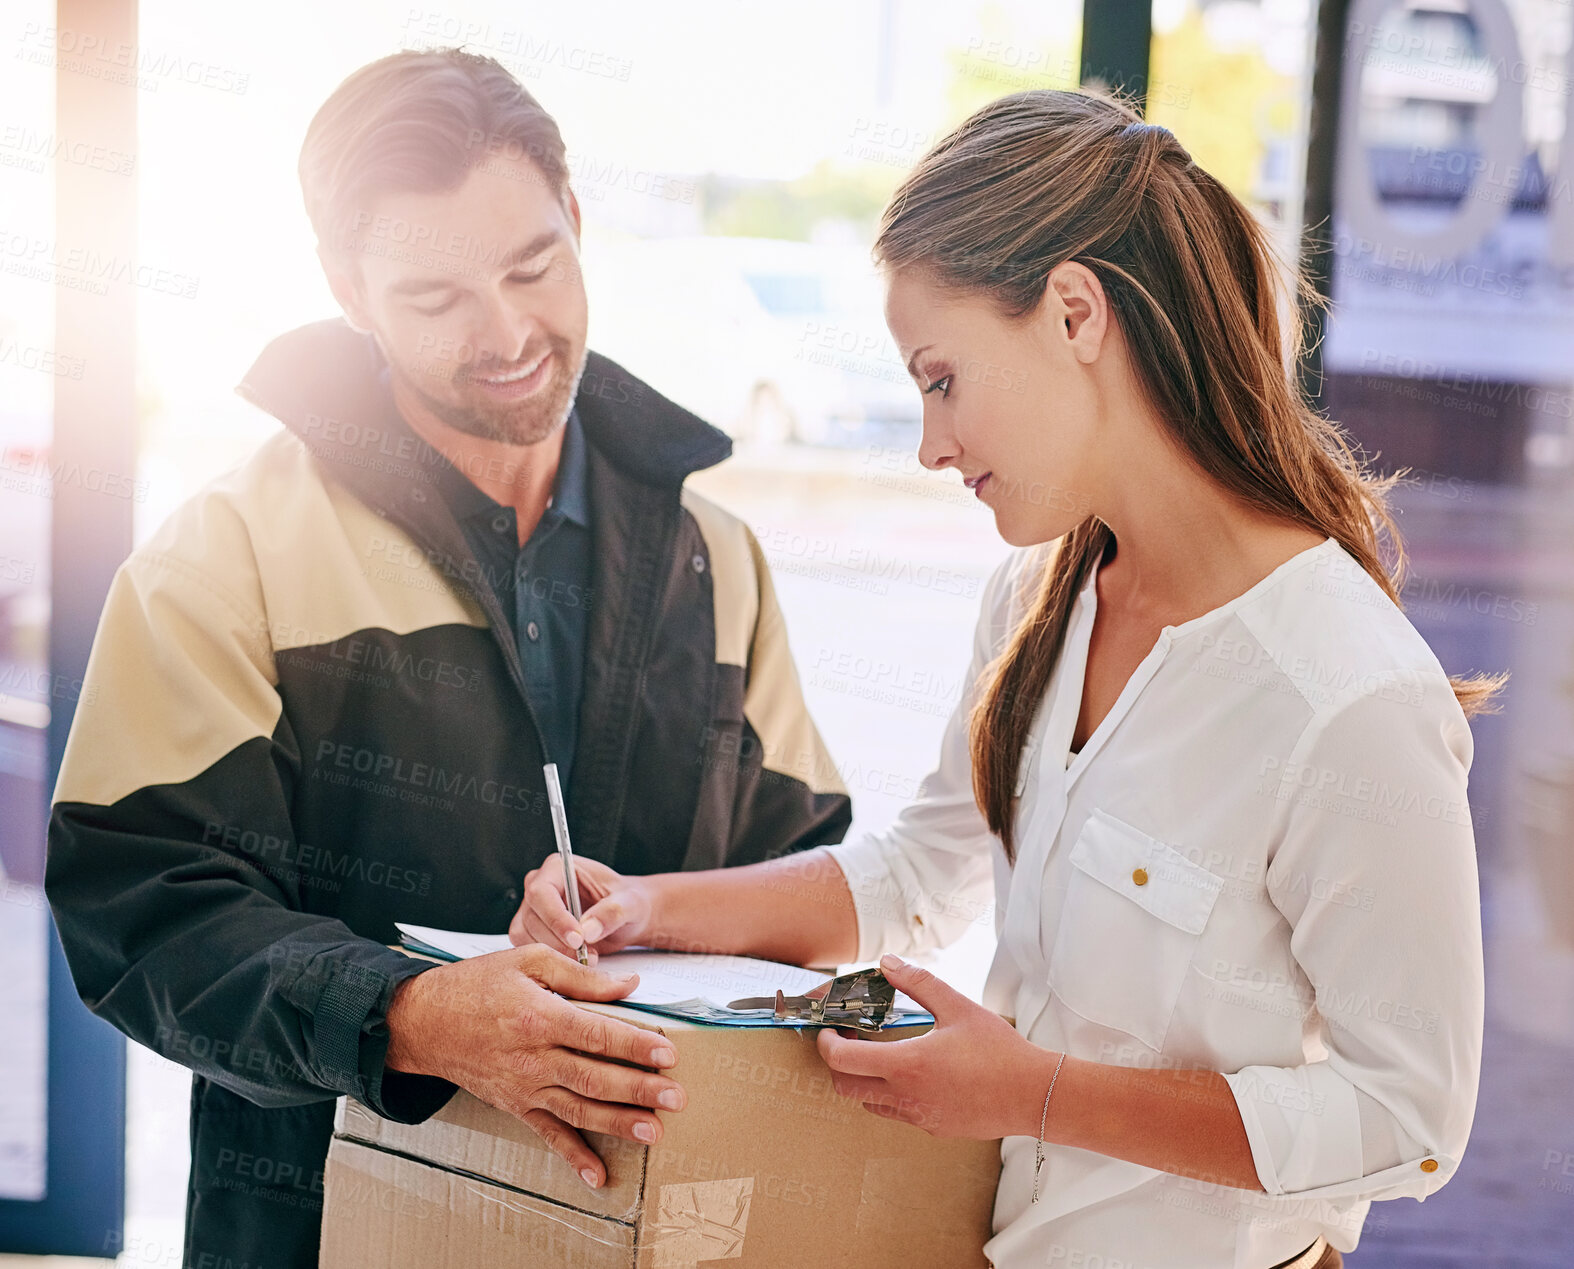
left=1221, top=667, right=1485, bottom=1203
left=817, top=547, right=1038, bottom=962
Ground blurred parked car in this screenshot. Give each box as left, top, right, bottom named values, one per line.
left=584, top=234, right=921, bottom=449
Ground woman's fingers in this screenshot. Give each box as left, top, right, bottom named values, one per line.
left=525, top=873, right=588, bottom=952
left=521, top=907, right=599, bottom=964
left=578, top=890, right=639, bottom=946
left=519, top=1107, right=608, bottom=1190
left=816, top=1024, right=915, bottom=1078
left=877, top=954, right=970, bottom=1020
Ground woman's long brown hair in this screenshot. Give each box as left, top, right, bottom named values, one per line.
left=872, top=89, right=1507, bottom=863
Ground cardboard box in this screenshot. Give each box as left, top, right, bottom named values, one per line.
left=320, top=999, right=1001, bottom=1267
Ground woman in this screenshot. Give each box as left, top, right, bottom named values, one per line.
left=510, top=90, right=1502, bottom=1269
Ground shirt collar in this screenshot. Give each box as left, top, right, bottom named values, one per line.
left=550, top=406, right=590, bottom=529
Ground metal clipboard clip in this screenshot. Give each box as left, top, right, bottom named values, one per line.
left=727, top=967, right=897, bottom=1031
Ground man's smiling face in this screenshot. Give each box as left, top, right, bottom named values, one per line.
left=325, top=153, right=590, bottom=446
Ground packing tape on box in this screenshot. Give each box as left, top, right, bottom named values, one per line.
left=648, top=1176, right=754, bottom=1268
left=460, top=1179, right=637, bottom=1251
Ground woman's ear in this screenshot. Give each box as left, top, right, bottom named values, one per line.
left=1045, top=261, right=1107, bottom=363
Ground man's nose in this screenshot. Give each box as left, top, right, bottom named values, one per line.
left=475, top=294, right=541, bottom=369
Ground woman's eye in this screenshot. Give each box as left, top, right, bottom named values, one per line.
left=923, top=375, right=952, bottom=400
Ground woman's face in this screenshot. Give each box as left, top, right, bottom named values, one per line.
left=883, top=264, right=1106, bottom=548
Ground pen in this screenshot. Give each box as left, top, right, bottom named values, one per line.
left=542, top=762, right=589, bottom=966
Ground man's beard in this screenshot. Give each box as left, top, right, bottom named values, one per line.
left=401, top=335, right=588, bottom=446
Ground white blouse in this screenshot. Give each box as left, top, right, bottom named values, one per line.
left=823, top=536, right=1483, bottom=1269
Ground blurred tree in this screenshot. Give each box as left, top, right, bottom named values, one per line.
left=1149, top=8, right=1289, bottom=206
left=700, top=159, right=899, bottom=241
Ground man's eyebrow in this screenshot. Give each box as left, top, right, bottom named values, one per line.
left=386, top=230, right=563, bottom=297
left=498, top=229, right=562, bottom=271
left=905, top=344, right=934, bottom=381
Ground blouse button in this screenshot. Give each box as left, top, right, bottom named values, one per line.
left=526, top=621, right=541, bottom=642
left=1420, top=1158, right=1439, bottom=1172
left=692, top=552, right=707, bottom=573
left=1131, top=867, right=1149, bottom=886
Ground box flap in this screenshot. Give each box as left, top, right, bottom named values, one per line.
left=320, top=1137, right=635, bottom=1269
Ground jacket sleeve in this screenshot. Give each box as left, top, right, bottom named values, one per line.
left=818, top=548, right=1033, bottom=961
left=1220, top=668, right=1484, bottom=1203
left=45, top=529, right=454, bottom=1122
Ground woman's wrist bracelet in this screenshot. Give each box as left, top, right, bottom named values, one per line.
left=1031, top=1051, right=1067, bottom=1206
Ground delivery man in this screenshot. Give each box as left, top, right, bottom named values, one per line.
left=44, top=47, right=851, bottom=1269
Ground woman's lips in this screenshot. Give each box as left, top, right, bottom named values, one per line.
left=963, top=472, right=992, bottom=497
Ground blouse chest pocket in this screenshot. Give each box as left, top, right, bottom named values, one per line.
left=1046, top=809, right=1225, bottom=1053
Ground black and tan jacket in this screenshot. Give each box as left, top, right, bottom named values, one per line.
left=44, top=318, right=852, bottom=1268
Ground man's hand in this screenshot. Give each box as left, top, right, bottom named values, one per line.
left=510, top=855, right=656, bottom=962
left=384, top=944, right=685, bottom=1189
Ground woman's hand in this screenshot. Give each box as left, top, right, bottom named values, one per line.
left=815, top=954, right=1059, bottom=1140
left=510, top=855, right=656, bottom=964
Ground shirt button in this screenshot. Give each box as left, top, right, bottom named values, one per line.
left=692, top=552, right=707, bottom=573
left=1419, top=1158, right=1439, bottom=1172
left=505, top=886, right=520, bottom=904
left=410, top=486, right=427, bottom=503
left=493, top=514, right=510, bottom=534
left=1131, top=867, right=1149, bottom=886
left=526, top=621, right=540, bottom=641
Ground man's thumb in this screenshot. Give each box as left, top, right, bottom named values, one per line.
left=531, top=949, right=639, bottom=1000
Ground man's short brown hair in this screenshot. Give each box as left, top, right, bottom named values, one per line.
left=299, top=47, right=570, bottom=259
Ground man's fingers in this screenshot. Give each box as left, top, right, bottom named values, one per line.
left=551, top=1051, right=686, bottom=1113
left=535, top=1086, right=665, bottom=1147
left=518, top=1107, right=608, bottom=1190
left=526, top=951, right=641, bottom=1004
left=520, top=977, right=678, bottom=1073
left=527, top=875, right=586, bottom=949
left=556, top=1005, right=680, bottom=1073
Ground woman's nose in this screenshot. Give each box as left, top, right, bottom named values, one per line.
left=917, top=416, right=958, bottom=472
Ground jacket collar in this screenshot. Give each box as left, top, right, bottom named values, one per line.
left=233, top=317, right=732, bottom=500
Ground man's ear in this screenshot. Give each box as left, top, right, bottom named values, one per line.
left=564, top=184, right=583, bottom=243
left=317, top=243, right=373, bottom=335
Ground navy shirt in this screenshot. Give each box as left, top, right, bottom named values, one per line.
left=426, top=410, right=594, bottom=797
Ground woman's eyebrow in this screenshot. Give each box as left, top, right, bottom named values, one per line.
left=904, top=343, right=934, bottom=380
